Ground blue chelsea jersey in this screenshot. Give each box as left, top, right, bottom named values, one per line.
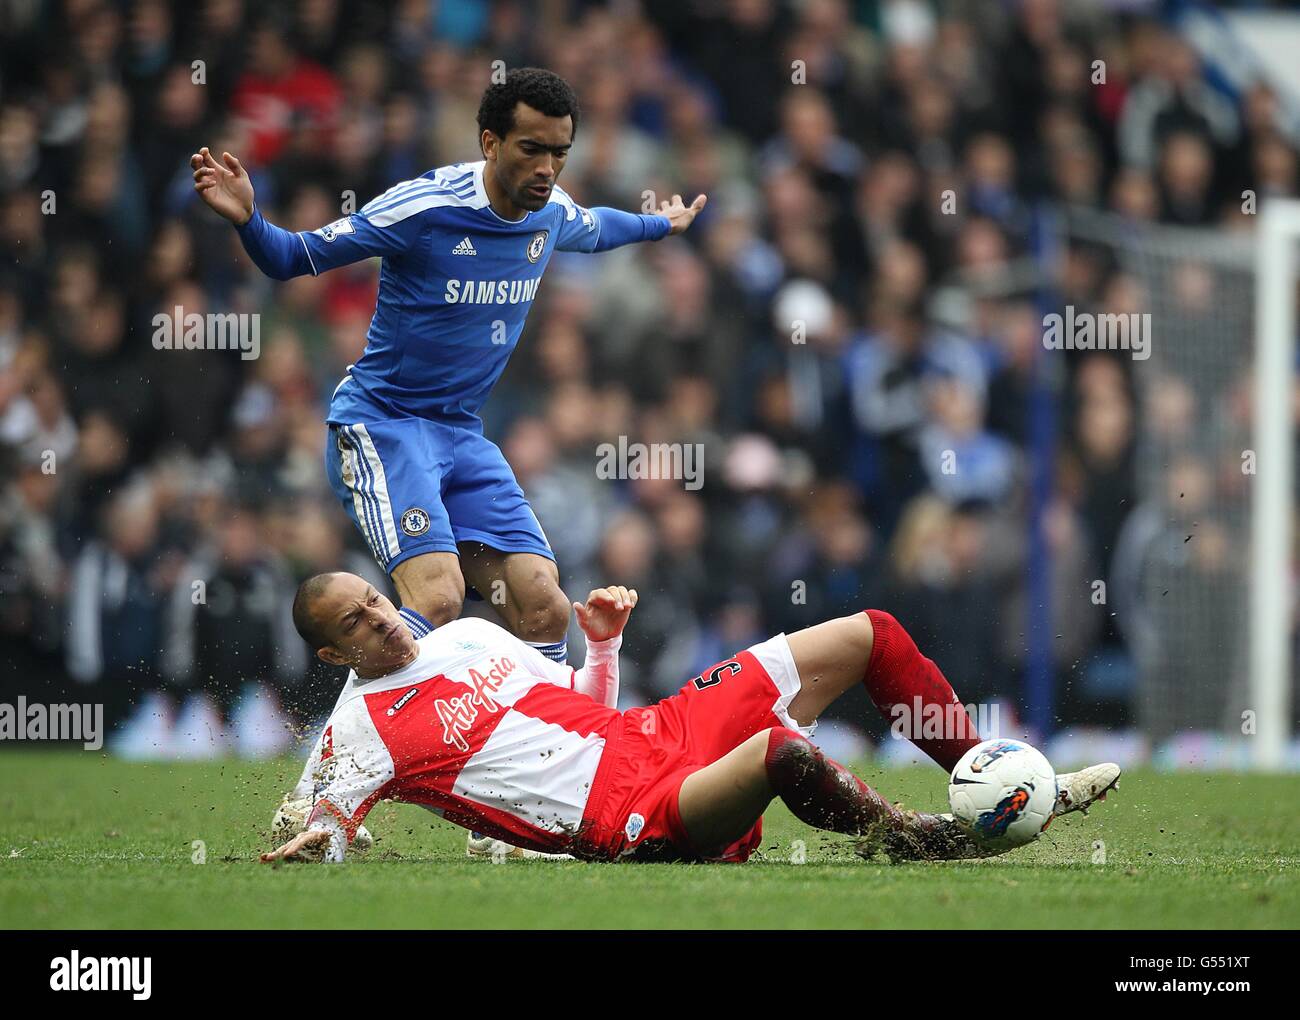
left=306, top=161, right=604, bottom=429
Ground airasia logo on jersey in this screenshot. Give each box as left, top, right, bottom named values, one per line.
left=433, top=657, right=517, bottom=752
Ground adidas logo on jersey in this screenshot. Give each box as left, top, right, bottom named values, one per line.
left=451, top=236, right=477, bottom=256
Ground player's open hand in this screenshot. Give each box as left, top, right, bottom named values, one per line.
left=261, top=828, right=330, bottom=864
left=574, top=586, right=638, bottom=643
left=190, top=147, right=256, bottom=226
left=659, top=193, right=707, bottom=234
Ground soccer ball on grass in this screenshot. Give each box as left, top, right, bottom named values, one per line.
left=948, top=738, right=1057, bottom=850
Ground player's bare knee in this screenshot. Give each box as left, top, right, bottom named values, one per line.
left=516, top=583, right=570, bottom=642
left=399, top=570, right=465, bottom=626
left=412, top=586, right=464, bottom=627
left=847, top=610, right=877, bottom=663
left=393, top=554, right=465, bottom=625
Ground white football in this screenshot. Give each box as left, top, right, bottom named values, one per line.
left=948, top=739, right=1057, bottom=850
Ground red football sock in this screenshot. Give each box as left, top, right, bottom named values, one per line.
left=863, top=610, right=980, bottom=772
left=765, top=727, right=904, bottom=835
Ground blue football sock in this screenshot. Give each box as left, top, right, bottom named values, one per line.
left=527, top=639, right=568, bottom=663
left=398, top=607, right=434, bottom=638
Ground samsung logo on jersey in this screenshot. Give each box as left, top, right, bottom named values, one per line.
left=444, top=278, right=542, bottom=305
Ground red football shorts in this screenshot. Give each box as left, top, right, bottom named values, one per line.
left=576, top=634, right=815, bottom=863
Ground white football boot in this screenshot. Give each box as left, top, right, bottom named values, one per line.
left=466, top=831, right=573, bottom=861
left=1052, top=762, right=1121, bottom=817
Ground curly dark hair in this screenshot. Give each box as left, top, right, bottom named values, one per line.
left=477, top=67, right=580, bottom=144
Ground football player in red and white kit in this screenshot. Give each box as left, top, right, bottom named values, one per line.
left=263, top=572, right=1119, bottom=864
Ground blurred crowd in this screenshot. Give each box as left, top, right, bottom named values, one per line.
left=1, top=0, right=1297, bottom=759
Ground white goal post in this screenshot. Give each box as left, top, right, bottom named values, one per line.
left=1250, top=198, right=1300, bottom=770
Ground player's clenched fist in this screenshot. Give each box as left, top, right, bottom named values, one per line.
left=190, top=146, right=256, bottom=226
left=573, top=586, right=638, bottom=642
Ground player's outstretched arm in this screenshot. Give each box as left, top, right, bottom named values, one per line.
left=191, top=145, right=315, bottom=280
left=192, top=147, right=425, bottom=281
left=571, top=586, right=637, bottom=708
left=559, top=192, right=707, bottom=254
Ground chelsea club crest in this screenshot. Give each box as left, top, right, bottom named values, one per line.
left=526, top=230, right=548, bottom=263
left=401, top=507, right=430, bottom=536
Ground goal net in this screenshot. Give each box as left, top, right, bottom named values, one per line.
left=1046, top=202, right=1296, bottom=768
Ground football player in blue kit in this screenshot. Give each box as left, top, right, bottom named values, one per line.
left=192, top=68, right=706, bottom=664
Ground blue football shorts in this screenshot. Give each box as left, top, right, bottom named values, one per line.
left=324, top=418, right=555, bottom=574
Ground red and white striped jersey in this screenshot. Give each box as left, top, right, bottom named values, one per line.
left=297, top=617, right=622, bottom=861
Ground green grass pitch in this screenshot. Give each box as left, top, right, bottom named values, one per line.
left=1, top=750, right=1297, bottom=929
